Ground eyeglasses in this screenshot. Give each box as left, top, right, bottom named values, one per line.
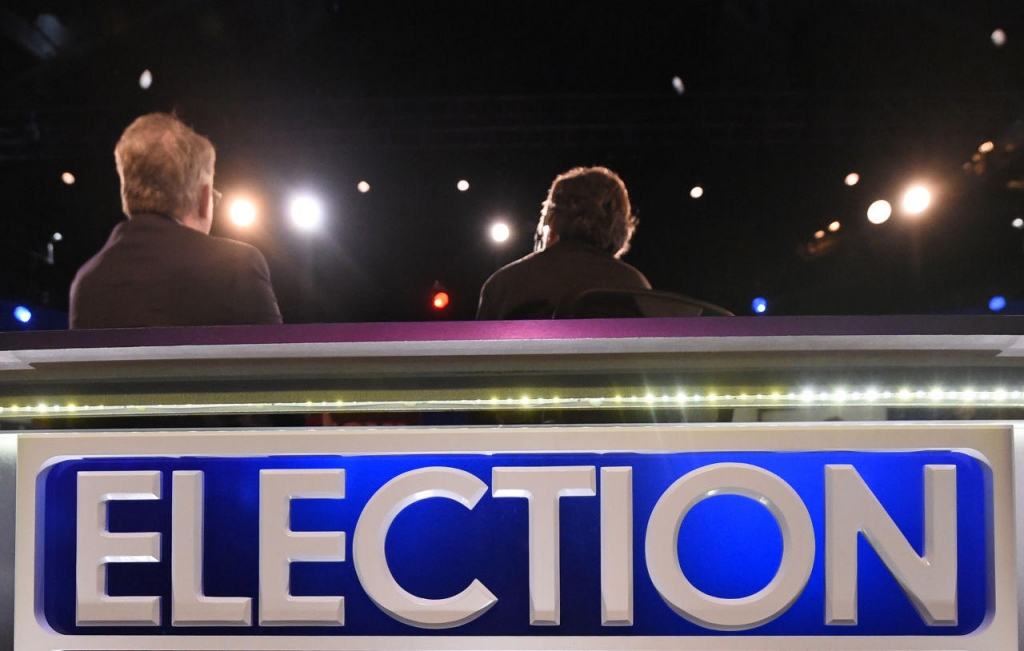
left=212, top=188, right=223, bottom=208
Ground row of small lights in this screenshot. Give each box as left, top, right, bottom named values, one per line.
left=4, top=386, right=1024, bottom=417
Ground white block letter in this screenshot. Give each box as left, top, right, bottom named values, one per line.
left=353, top=467, right=497, bottom=628
left=601, top=467, right=633, bottom=626
left=172, top=471, right=252, bottom=625
left=259, top=469, right=346, bottom=626
left=492, top=466, right=597, bottom=625
left=645, top=463, right=815, bottom=631
left=825, top=464, right=957, bottom=626
left=76, top=470, right=162, bottom=626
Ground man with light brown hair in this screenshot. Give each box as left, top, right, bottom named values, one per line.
left=476, top=166, right=650, bottom=319
left=70, top=113, right=282, bottom=328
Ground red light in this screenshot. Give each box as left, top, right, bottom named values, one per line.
left=432, top=292, right=450, bottom=309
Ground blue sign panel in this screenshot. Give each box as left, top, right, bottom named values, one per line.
left=40, top=451, right=989, bottom=637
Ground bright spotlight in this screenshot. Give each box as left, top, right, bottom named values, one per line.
left=491, top=222, right=510, bottom=243
left=229, top=199, right=257, bottom=227
left=867, top=200, right=892, bottom=224
left=992, top=29, right=1007, bottom=47
left=671, top=76, right=685, bottom=94
left=61, top=172, right=75, bottom=185
left=51, top=232, right=63, bottom=242
left=844, top=173, right=859, bottom=186
left=689, top=186, right=703, bottom=199
left=457, top=180, right=470, bottom=192
left=902, top=186, right=931, bottom=214
left=13, top=306, right=32, bottom=324
left=989, top=295, right=1007, bottom=312
left=289, top=195, right=323, bottom=231
left=1013, top=217, right=1024, bottom=230
left=828, top=220, right=841, bottom=232
left=751, top=297, right=768, bottom=314
left=357, top=181, right=370, bottom=193
left=979, top=141, right=995, bottom=153
left=139, top=69, right=153, bottom=89
left=813, top=230, right=825, bottom=240
left=432, top=292, right=450, bottom=310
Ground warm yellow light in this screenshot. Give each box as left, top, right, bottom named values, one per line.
left=689, top=186, right=704, bottom=199
left=814, top=230, right=825, bottom=240
left=457, top=179, right=470, bottom=192
left=491, top=222, right=510, bottom=243
left=357, top=181, right=371, bottom=193
left=229, top=199, right=257, bottom=227
left=902, top=186, right=931, bottom=215
left=844, top=173, right=859, bottom=186
left=867, top=200, right=892, bottom=224
left=828, top=220, right=841, bottom=232
left=61, top=172, right=76, bottom=185
left=979, top=141, right=995, bottom=153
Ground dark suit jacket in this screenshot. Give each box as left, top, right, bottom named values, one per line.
left=70, top=213, right=282, bottom=328
left=476, top=241, right=651, bottom=320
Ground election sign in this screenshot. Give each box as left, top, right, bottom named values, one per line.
left=14, top=424, right=1017, bottom=650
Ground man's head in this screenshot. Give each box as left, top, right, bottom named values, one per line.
left=536, top=166, right=638, bottom=258
left=114, top=113, right=216, bottom=233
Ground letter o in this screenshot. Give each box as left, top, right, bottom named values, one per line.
left=644, top=463, right=815, bottom=630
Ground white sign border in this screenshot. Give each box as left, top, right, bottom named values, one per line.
left=14, top=422, right=1019, bottom=651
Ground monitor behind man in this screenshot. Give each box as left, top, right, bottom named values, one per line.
left=70, top=113, right=282, bottom=329
left=476, top=166, right=651, bottom=319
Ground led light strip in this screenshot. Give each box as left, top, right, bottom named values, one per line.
left=1, top=386, right=1023, bottom=418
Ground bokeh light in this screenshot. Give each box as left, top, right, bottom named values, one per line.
left=989, top=296, right=1007, bottom=312
left=432, top=292, right=450, bottom=309
left=491, top=222, right=510, bottom=243
left=61, top=172, right=75, bottom=185
left=902, top=186, right=931, bottom=214
left=671, top=76, right=685, bottom=94
left=690, top=186, right=703, bottom=199
left=1012, top=217, right=1024, bottom=230
left=752, top=297, right=768, bottom=314
left=357, top=181, right=371, bottom=193
left=844, top=173, right=859, bottom=186
left=978, top=141, right=995, bottom=153
left=289, top=195, right=324, bottom=231
left=51, top=232, right=63, bottom=242
left=229, top=199, right=257, bottom=227
left=867, top=200, right=892, bottom=224
left=992, top=29, right=1007, bottom=47
left=457, top=179, right=470, bottom=192
left=139, top=69, right=153, bottom=89
left=13, top=306, right=32, bottom=324
left=828, top=220, right=841, bottom=232
left=814, top=230, right=825, bottom=240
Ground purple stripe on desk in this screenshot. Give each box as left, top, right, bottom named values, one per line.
left=0, top=316, right=1023, bottom=351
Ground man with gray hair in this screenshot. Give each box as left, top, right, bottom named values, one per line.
left=70, top=113, right=282, bottom=328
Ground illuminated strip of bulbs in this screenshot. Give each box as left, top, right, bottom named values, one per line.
left=1, top=386, right=1023, bottom=418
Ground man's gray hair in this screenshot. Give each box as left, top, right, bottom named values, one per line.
left=114, top=113, right=215, bottom=219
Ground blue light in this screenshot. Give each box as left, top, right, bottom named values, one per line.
left=13, top=306, right=31, bottom=323
left=989, top=296, right=1007, bottom=312
left=752, top=297, right=768, bottom=314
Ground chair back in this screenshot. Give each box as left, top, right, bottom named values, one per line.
left=554, top=289, right=733, bottom=318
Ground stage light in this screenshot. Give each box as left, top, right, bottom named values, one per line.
left=979, top=141, right=995, bottom=153
left=902, top=186, right=931, bottom=214
left=491, top=222, right=510, bottom=243
left=671, top=76, right=685, bottom=94
left=689, top=186, right=703, bottom=199
left=457, top=179, right=470, bottom=192
left=1013, top=217, right=1024, bottom=229
left=814, top=230, right=825, bottom=240
left=992, top=29, right=1007, bottom=47
left=51, top=232, right=62, bottom=242
left=139, top=69, right=153, bottom=89
left=229, top=199, right=256, bottom=227
left=432, top=291, right=450, bottom=310
left=867, top=200, right=892, bottom=224
left=13, top=306, right=31, bottom=324
left=828, top=220, right=841, bottom=232
left=989, top=296, right=1007, bottom=312
left=289, top=195, right=323, bottom=231
left=357, top=181, right=371, bottom=193
left=751, top=297, right=768, bottom=314
left=844, top=173, right=859, bottom=186
left=61, top=172, right=75, bottom=185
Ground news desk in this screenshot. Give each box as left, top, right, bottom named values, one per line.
left=1, top=317, right=1023, bottom=651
